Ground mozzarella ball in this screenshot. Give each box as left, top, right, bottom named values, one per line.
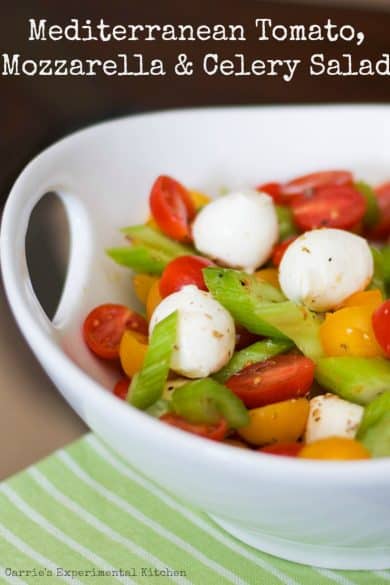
left=149, top=285, right=235, bottom=378
left=305, top=393, right=364, bottom=444
left=192, top=190, right=279, bottom=273
left=279, top=228, right=373, bottom=311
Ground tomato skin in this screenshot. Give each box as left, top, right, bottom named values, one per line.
left=299, top=437, right=370, bottom=460
left=257, top=182, right=284, bottom=204
left=150, top=175, right=196, bottom=242
left=271, top=237, right=297, bottom=267
left=260, top=442, right=302, bottom=457
left=83, top=304, right=148, bottom=360
left=159, top=255, right=213, bottom=298
left=160, top=414, right=228, bottom=441
left=282, top=170, right=353, bottom=197
left=372, top=300, right=390, bottom=357
left=225, top=354, right=315, bottom=408
left=113, top=378, right=131, bottom=400
left=291, top=185, right=366, bottom=231
left=368, top=182, right=390, bottom=240
left=320, top=305, right=384, bottom=358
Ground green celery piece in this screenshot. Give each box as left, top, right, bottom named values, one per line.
left=204, top=268, right=324, bottom=361
left=214, top=339, right=293, bottom=383
left=360, top=412, right=390, bottom=457
left=121, top=225, right=193, bottom=256
left=171, top=378, right=249, bottom=429
left=358, top=391, right=390, bottom=437
left=107, top=246, right=169, bottom=274
left=146, top=399, right=171, bottom=418
left=275, top=205, right=298, bottom=240
left=369, top=247, right=386, bottom=296
left=316, top=357, right=390, bottom=406
left=355, top=181, right=380, bottom=228
left=128, top=312, right=178, bottom=410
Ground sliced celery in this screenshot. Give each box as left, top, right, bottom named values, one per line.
left=355, top=181, right=380, bottom=228
left=382, top=246, right=390, bottom=297
left=275, top=205, right=297, bottom=240
left=204, top=268, right=324, bottom=361
left=171, top=378, right=249, bottom=429
left=214, top=339, right=293, bottom=383
left=128, top=312, right=178, bottom=410
left=316, top=357, right=390, bottom=405
left=358, top=391, right=390, bottom=437
left=369, top=247, right=386, bottom=296
left=146, top=399, right=171, bottom=418
left=107, top=246, right=169, bottom=274
left=121, top=225, right=193, bottom=256
left=360, top=412, right=390, bottom=457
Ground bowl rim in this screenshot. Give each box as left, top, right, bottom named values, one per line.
left=2, top=104, right=390, bottom=482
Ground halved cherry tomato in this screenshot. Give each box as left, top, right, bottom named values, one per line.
left=119, top=330, right=148, bottom=377
left=238, top=398, right=309, bottom=446
left=281, top=170, right=353, bottom=197
left=291, top=185, right=366, bottom=231
left=83, top=304, right=148, bottom=360
left=260, top=442, right=302, bottom=457
left=146, top=279, right=162, bottom=321
left=257, top=182, right=284, bottom=204
left=133, top=273, right=159, bottom=304
left=160, top=414, right=228, bottom=441
left=340, top=289, right=383, bottom=309
left=271, top=237, right=297, bottom=267
left=226, top=354, right=315, bottom=408
left=159, top=255, right=213, bottom=298
left=235, top=325, right=260, bottom=350
left=113, top=377, right=131, bottom=400
left=150, top=175, right=196, bottom=242
left=299, top=437, right=370, bottom=460
left=372, top=300, right=390, bottom=357
left=320, top=305, right=383, bottom=358
left=368, top=182, right=390, bottom=240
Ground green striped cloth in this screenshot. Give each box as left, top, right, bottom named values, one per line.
left=0, top=434, right=388, bottom=585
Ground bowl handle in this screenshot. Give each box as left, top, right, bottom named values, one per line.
left=1, top=183, right=93, bottom=340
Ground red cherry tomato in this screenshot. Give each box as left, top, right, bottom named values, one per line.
left=260, top=442, right=302, bottom=457
left=159, top=255, right=213, bottom=298
left=83, top=304, right=148, bottom=360
left=257, top=182, right=284, bottom=204
left=235, top=325, right=261, bottom=350
left=281, top=170, right=353, bottom=197
left=226, top=354, right=315, bottom=409
left=372, top=300, right=390, bottom=357
left=160, top=414, right=228, bottom=441
left=150, top=175, right=196, bottom=242
left=291, top=185, right=366, bottom=231
left=368, top=182, right=390, bottom=240
left=113, top=377, right=131, bottom=400
left=272, top=237, right=297, bottom=267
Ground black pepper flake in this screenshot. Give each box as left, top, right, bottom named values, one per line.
left=328, top=257, right=332, bottom=262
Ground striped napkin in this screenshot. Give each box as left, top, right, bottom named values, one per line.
left=0, top=434, right=387, bottom=585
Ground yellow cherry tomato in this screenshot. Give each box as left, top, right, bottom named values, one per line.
left=119, top=330, right=148, bottom=377
left=133, top=274, right=159, bottom=305
left=340, top=289, right=383, bottom=309
left=146, top=216, right=160, bottom=230
left=320, top=305, right=384, bottom=358
left=190, top=190, right=211, bottom=210
left=254, top=268, right=281, bottom=290
left=146, top=279, right=162, bottom=321
left=299, top=437, right=370, bottom=460
left=237, top=398, right=309, bottom=446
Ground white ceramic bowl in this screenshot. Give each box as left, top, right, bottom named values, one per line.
left=2, top=106, right=390, bottom=570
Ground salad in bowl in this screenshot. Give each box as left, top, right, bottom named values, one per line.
left=82, top=169, right=390, bottom=460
